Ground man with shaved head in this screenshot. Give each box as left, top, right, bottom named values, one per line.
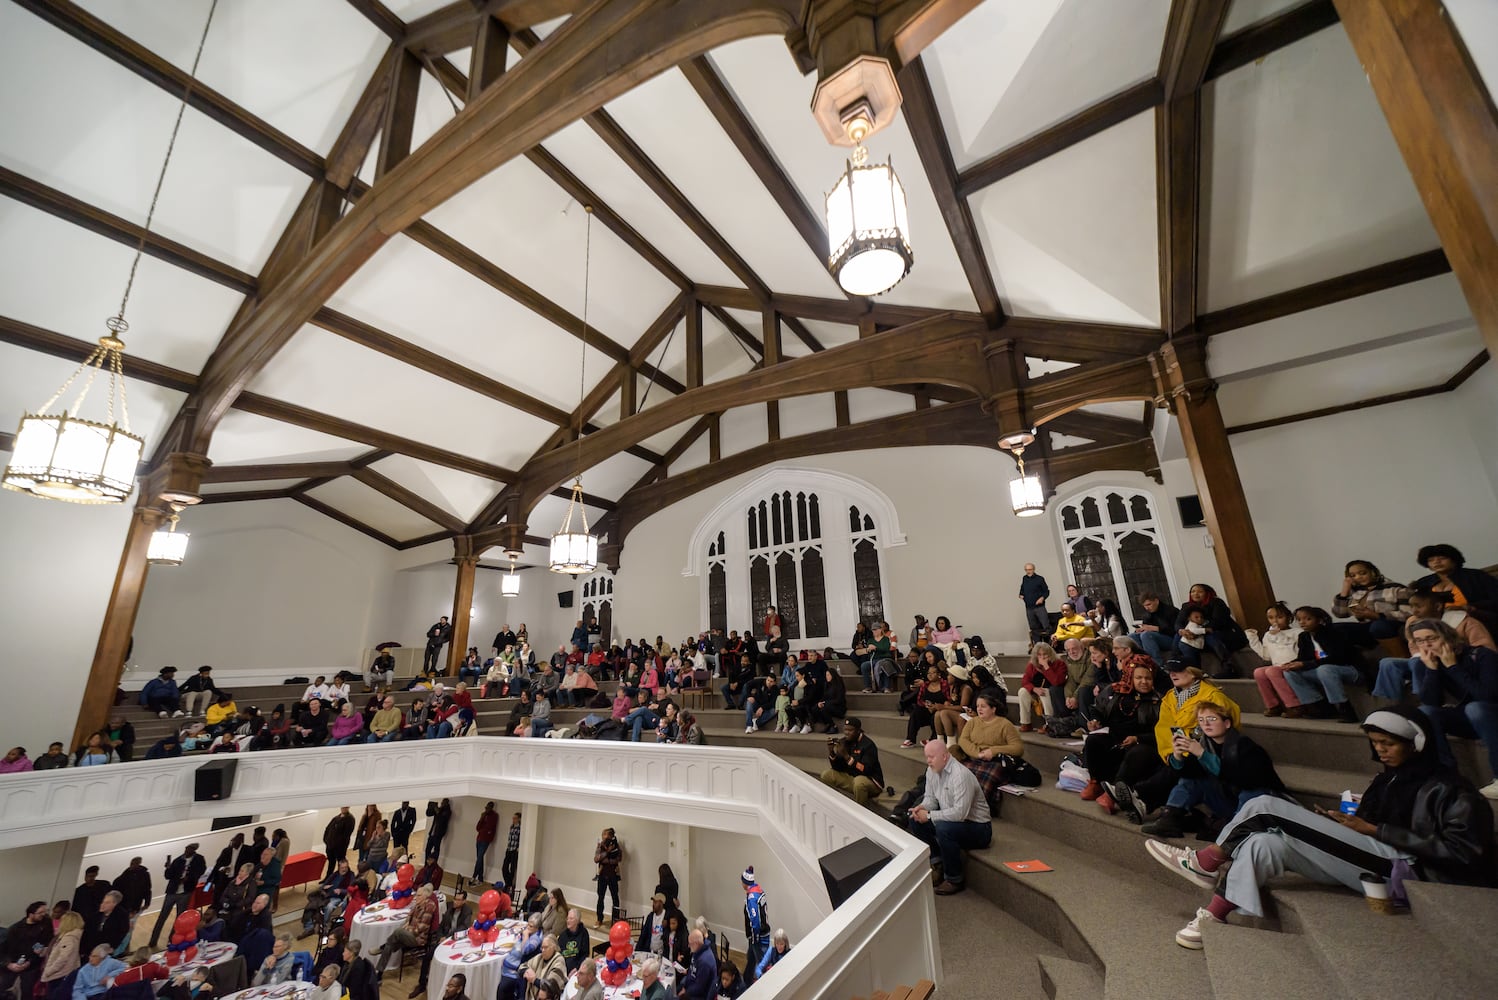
left=907, top=739, right=991, bottom=895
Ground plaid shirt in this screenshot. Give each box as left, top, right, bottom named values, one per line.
left=506, top=822, right=521, bottom=852
left=1333, top=583, right=1411, bottom=621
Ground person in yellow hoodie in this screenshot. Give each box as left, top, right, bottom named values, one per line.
left=1052, top=603, right=1097, bottom=644
left=1108, top=661, right=1239, bottom=825
left=205, top=691, right=239, bottom=736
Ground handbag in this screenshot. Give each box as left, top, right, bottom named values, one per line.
left=996, top=754, right=1042, bottom=787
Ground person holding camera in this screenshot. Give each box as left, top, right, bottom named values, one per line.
left=818, top=718, right=886, bottom=809
left=1139, top=700, right=1285, bottom=839
left=149, top=844, right=206, bottom=949
left=592, top=829, right=622, bottom=928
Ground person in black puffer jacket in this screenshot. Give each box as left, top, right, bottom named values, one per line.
left=1145, top=705, right=1496, bottom=951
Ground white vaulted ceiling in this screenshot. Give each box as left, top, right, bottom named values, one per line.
left=0, top=0, right=1486, bottom=555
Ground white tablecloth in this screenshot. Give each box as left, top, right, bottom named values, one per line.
left=347, top=896, right=447, bottom=959
left=425, top=920, right=528, bottom=1000
left=217, top=984, right=310, bottom=1000
left=148, top=940, right=239, bottom=983
left=561, top=952, right=676, bottom=1000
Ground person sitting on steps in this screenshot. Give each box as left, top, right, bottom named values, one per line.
left=1017, top=643, right=1066, bottom=733
left=1146, top=707, right=1495, bottom=951
left=1247, top=602, right=1303, bottom=718
left=1279, top=606, right=1366, bottom=723
left=1373, top=590, right=1496, bottom=701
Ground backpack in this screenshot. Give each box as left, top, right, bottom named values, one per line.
left=1043, top=714, right=1082, bottom=739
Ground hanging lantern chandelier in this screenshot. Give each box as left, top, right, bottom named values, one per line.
left=147, top=503, right=191, bottom=566
left=2, top=0, right=219, bottom=505
left=825, top=125, right=913, bottom=295
left=1000, top=430, right=1045, bottom=517
left=501, top=552, right=521, bottom=597
left=549, top=207, right=599, bottom=575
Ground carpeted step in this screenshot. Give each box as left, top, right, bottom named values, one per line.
left=1402, top=881, right=1494, bottom=986
left=1036, top=955, right=1103, bottom=1000
left=1199, top=918, right=1331, bottom=1000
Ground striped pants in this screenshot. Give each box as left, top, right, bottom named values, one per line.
left=1218, top=795, right=1410, bottom=917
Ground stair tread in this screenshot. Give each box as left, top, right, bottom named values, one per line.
left=1035, top=954, right=1103, bottom=1000
left=1201, top=919, right=1332, bottom=1000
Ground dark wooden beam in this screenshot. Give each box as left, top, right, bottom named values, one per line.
left=203, top=461, right=353, bottom=484
left=0, top=166, right=256, bottom=294
left=353, top=467, right=466, bottom=533
left=236, top=393, right=515, bottom=482
left=1447, top=349, right=1491, bottom=390
left=619, top=367, right=636, bottom=420
left=685, top=297, right=704, bottom=389
left=1006, top=316, right=1166, bottom=362
left=834, top=390, right=850, bottom=427
left=16, top=0, right=324, bottom=179
left=761, top=310, right=781, bottom=366
left=1198, top=249, right=1451, bottom=335
left=469, top=15, right=510, bottom=102
left=549, top=485, right=617, bottom=511
left=1334, top=0, right=1498, bottom=362
left=900, top=57, right=1004, bottom=325
left=705, top=304, right=766, bottom=358
left=678, top=55, right=831, bottom=278
left=694, top=284, right=974, bottom=327
left=198, top=488, right=294, bottom=504
left=766, top=399, right=780, bottom=441
left=344, top=0, right=405, bottom=40
left=311, top=307, right=575, bottom=425
left=1206, top=0, right=1339, bottom=81
left=1159, top=0, right=1230, bottom=101
left=376, top=50, right=425, bottom=178
left=1048, top=410, right=1149, bottom=447
left=955, top=80, right=1162, bottom=198
left=397, top=529, right=457, bottom=550
left=708, top=413, right=721, bottom=461
left=295, top=494, right=402, bottom=548
left=0, top=314, right=199, bottom=395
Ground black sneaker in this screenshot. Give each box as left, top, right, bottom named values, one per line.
left=1141, top=807, right=1188, bottom=838
left=1111, top=781, right=1144, bottom=824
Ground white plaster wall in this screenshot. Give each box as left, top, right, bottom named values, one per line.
left=533, top=807, right=668, bottom=920
left=0, top=471, right=135, bottom=758
left=1229, top=386, right=1498, bottom=613
left=687, top=826, right=821, bottom=945
left=380, top=562, right=579, bottom=660
left=3, top=839, right=88, bottom=911
left=131, top=499, right=396, bottom=682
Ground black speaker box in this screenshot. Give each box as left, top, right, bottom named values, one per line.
left=194, top=758, right=238, bottom=801
left=819, top=836, right=892, bottom=908
left=558, top=591, right=575, bottom=609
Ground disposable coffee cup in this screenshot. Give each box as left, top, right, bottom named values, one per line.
left=1360, top=872, right=1394, bottom=914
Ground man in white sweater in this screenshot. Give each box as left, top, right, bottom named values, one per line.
left=907, top=740, right=992, bottom=895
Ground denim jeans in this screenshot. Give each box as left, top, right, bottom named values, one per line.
left=1165, top=776, right=1265, bottom=818
left=1421, top=701, right=1498, bottom=775
left=1173, top=634, right=1233, bottom=668
left=722, top=681, right=743, bottom=710
left=1285, top=663, right=1362, bottom=704
left=744, top=698, right=771, bottom=731
left=907, top=817, right=992, bottom=884
left=1024, top=604, right=1050, bottom=644
left=1130, top=630, right=1175, bottom=661
left=365, top=731, right=399, bottom=743
left=531, top=718, right=554, bottom=739
left=1373, top=656, right=1428, bottom=700
left=328, top=735, right=360, bottom=746
left=626, top=707, right=659, bottom=741
left=474, top=840, right=490, bottom=879
left=425, top=720, right=454, bottom=739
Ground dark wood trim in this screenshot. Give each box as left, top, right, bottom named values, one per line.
left=344, top=0, right=406, bottom=41
left=0, top=166, right=257, bottom=294
left=761, top=310, right=781, bottom=366
left=1206, top=0, right=1339, bottom=81
left=900, top=58, right=1004, bottom=325
left=469, top=15, right=510, bottom=101
left=685, top=297, right=704, bottom=389
left=705, top=304, right=766, bottom=358
left=0, top=313, right=199, bottom=394
left=955, top=80, right=1162, bottom=198
left=203, top=462, right=353, bottom=484
left=377, top=50, right=424, bottom=178
left=1048, top=410, right=1150, bottom=447
left=766, top=399, right=780, bottom=441
left=235, top=392, right=516, bottom=482
left=549, top=485, right=618, bottom=512
left=1159, top=0, right=1229, bottom=101
left=782, top=315, right=825, bottom=353
left=16, top=0, right=324, bottom=179
left=1446, top=350, right=1490, bottom=390
left=708, top=413, right=721, bottom=461
left=834, top=390, right=850, bottom=427
left=354, top=467, right=465, bottom=533
left=396, top=529, right=457, bottom=550
left=294, top=493, right=402, bottom=548
left=1006, top=316, right=1166, bottom=361
left=1199, top=249, right=1451, bottom=336
left=198, top=488, right=296, bottom=504
left=693, top=284, right=975, bottom=328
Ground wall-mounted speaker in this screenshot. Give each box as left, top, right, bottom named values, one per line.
left=194, top=759, right=238, bottom=801
left=558, top=591, right=575, bottom=609
left=1176, top=494, right=1205, bottom=528
left=819, top=836, right=893, bottom=908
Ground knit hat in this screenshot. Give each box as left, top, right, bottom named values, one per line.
left=741, top=866, right=756, bottom=887
left=525, top=873, right=541, bottom=892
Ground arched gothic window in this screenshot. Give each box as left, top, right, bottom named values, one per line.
left=686, top=469, right=905, bottom=647
left=1055, top=487, right=1175, bottom=622
left=576, top=569, right=615, bottom=647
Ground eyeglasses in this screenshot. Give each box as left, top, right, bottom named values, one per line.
left=1198, top=715, right=1223, bottom=724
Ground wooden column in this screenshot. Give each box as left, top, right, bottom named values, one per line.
left=447, top=538, right=480, bottom=676
left=73, top=452, right=211, bottom=747
left=376, top=51, right=423, bottom=179
left=685, top=298, right=704, bottom=389
left=761, top=309, right=781, bottom=366
left=468, top=15, right=510, bottom=102
left=1158, top=339, right=1274, bottom=625
left=766, top=399, right=780, bottom=441
left=619, top=365, right=637, bottom=420
left=1334, top=0, right=1498, bottom=358
left=708, top=413, right=722, bottom=461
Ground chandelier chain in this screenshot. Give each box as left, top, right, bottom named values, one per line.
left=114, top=0, right=220, bottom=327
left=575, top=207, right=592, bottom=478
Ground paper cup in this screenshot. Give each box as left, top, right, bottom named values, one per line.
left=1359, top=872, right=1394, bottom=914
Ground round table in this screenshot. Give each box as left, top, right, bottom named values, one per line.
left=561, top=952, right=676, bottom=1000
left=148, top=940, right=239, bottom=984
left=217, top=984, right=311, bottom=1000
left=425, top=920, right=528, bottom=1000
left=347, top=896, right=447, bottom=959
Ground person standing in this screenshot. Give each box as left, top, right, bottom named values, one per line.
left=907, top=740, right=991, bottom=895
left=390, top=801, right=417, bottom=855
left=473, top=802, right=499, bottom=883
left=592, top=828, right=622, bottom=928
left=0, top=901, right=54, bottom=999
left=111, top=858, right=152, bottom=940
left=149, top=844, right=206, bottom=946
left=71, top=867, right=111, bottom=923
left=425, top=799, right=452, bottom=863
left=424, top=617, right=453, bottom=674
left=502, top=812, right=522, bottom=890
left=323, top=807, right=355, bottom=877
left=739, top=867, right=770, bottom=986
left=1019, top=563, right=1050, bottom=647
left=354, top=805, right=382, bottom=864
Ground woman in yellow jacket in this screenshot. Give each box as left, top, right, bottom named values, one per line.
left=1110, top=663, right=1239, bottom=825
left=206, top=692, right=239, bottom=735
left=1052, top=603, right=1097, bottom=644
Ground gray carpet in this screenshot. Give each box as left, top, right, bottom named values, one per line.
left=935, top=886, right=1065, bottom=999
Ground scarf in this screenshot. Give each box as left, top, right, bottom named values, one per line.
left=1114, top=652, right=1158, bottom=693
left=1172, top=679, right=1201, bottom=708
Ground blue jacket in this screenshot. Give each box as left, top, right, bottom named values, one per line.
left=679, top=944, right=718, bottom=1000
left=500, top=930, right=541, bottom=981
left=756, top=943, right=790, bottom=979
left=139, top=677, right=178, bottom=706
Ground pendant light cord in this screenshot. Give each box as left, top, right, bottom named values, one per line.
left=114, top=0, right=220, bottom=329
left=575, top=207, right=592, bottom=478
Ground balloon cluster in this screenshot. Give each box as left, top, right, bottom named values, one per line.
left=388, top=863, right=415, bottom=909
left=467, top=889, right=502, bottom=947
left=600, top=920, right=632, bottom=987
left=163, top=910, right=201, bottom=967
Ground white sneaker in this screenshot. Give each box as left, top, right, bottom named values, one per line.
left=1175, top=907, right=1219, bottom=949
left=745, top=725, right=754, bottom=734
left=158, top=711, right=168, bottom=719
left=1480, top=779, right=1498, bottom=801
left=1145, top=840, right=1217, bottom=890
left=172, top=710, right=185, bottom=718
left=800, top=724, right=813, bottom=734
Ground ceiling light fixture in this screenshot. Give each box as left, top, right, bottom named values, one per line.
left=1000, top=431, right=1045, bottom=517
left=147, top=502, right=191, bottom=566
left=825, top=110, right=913, bottom=297
left=501, top=553, right=521, bottom=597
left=550, top=207, right=599, bottom=575
left=2, top=0, right=219, bottom=505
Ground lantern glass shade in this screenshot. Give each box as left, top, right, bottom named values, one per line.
left=1010, top=473, right=1046, bottom=517
left=147, top=523, right=189, bottom=566
left=549, top=531, right=598, bottom=575
left=825, top=155, right=912, bottom=296
left=501, top=572, right=520, bottom=597
left=2, top=413, right=143, bottom=504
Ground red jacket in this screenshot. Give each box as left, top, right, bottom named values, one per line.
left=476, top=810, right=499, bottom=843
left=1022, top=658, right=1067, bottom=691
